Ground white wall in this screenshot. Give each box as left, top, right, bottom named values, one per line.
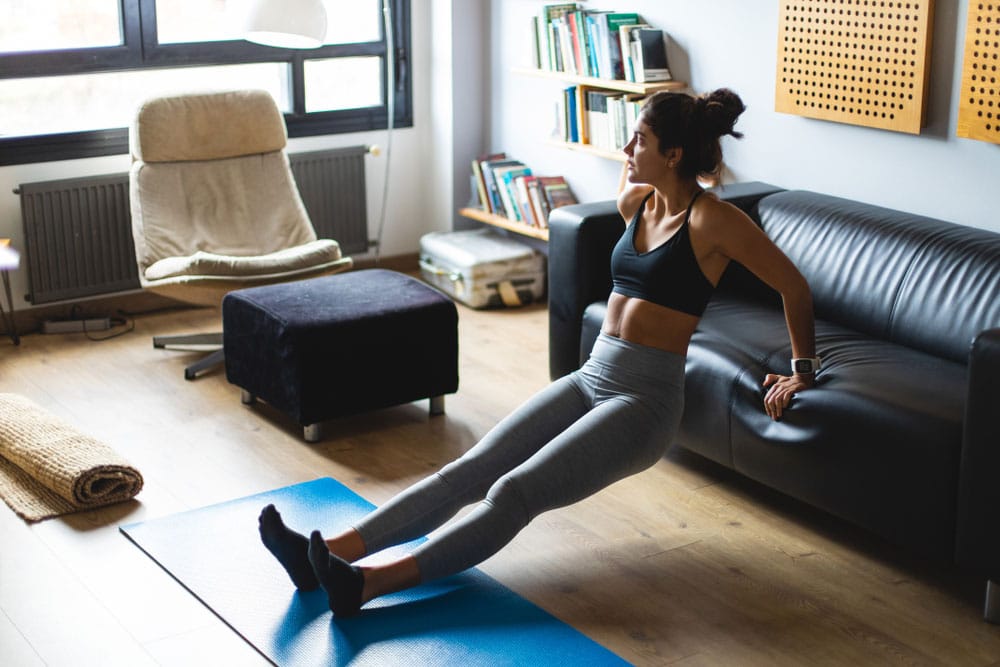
left=0, top=0, right=459, bottom=313
left=490, top=0, right=999, bottom=232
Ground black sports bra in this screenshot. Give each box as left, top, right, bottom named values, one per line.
left=610, top=190, right=715, bottom=317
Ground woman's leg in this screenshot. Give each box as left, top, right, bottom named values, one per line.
left=309, top=389, right=683, bottom=616
left=408, top=391, right=680, bottom=582
left=348, top=371, right=594, bottom=556
left=260, top=371, right=592, bottom=592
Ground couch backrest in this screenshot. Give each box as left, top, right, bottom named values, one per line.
left=756, top=190, right=1000, bottom=363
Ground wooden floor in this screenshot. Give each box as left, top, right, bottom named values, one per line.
left=2, top=295, right=1000, bottom=666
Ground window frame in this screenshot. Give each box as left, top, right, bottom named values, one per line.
left=0, top=0, right=412, bottom=166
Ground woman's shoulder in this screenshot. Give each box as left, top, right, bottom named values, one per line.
left=617, top=185, right=654, bottom=223
left=689, top=190, right=758, bottom=240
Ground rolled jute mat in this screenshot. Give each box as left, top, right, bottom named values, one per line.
left=0, top=393, right=144, bottom=522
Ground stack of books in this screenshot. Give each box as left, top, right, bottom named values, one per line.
left=531, top=4, right=672, bottom=84
left=555, top=86, right=647, bottom=151
left=470, top=153, right=578, bottom=229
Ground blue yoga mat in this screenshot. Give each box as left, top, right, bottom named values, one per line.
left=121, top=477, right=628, bottom=666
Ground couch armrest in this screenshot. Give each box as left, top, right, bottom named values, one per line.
left=956, top=327, right=1000, bottom=577
left=711, top=181, right=786, bottom=218
left=548, top=200, right=623, bottom=379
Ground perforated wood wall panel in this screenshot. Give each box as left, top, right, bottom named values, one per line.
left=957, top=3, right=1000, bottom=143
left=776, top=0, right=936, bottom=134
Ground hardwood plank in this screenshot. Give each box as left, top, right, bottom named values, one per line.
left=0, top=608, right=44, bottom=667
left=0, top=504, right=157, bottom=666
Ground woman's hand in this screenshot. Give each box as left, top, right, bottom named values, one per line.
left=762, top=373, right=814, bottom=420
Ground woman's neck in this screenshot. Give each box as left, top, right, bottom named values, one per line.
left=650, top=178, right=702, bottom=217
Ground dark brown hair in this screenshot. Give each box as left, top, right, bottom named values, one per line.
left=639, top=88, right=746, bottom=180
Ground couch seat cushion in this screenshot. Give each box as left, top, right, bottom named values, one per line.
left=682, top=295, right=966, bottom=557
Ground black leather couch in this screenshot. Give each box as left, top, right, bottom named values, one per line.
left=547, top=182, right=1000, bottom=619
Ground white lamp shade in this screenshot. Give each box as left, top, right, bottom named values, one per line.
left=240, top=0, right=328, bottom=49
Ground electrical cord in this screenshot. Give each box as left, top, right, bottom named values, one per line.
left=84, top=311, right=134, bottom=341
left=65, top=303, right=136, bottom=341
left=374, top=0, right=395, bottom=267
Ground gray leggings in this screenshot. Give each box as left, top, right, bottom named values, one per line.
left=352, top=333, right=686, bottom=582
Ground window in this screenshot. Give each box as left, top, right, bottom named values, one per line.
left=0, top=0, right=411, bottom=166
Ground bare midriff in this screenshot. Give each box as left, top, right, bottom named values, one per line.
left=602, top=292, right=700, bottom=355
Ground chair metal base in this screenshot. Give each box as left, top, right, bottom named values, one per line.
left=430, top=395, right=446, bottom=416
left=152, top=332, right=224, bottom=380
left=153, top=332, right=223, bottom=349
left=985, top=580, right=1000, bottom=624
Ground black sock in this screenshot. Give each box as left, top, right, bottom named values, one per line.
left=258, top=504, right=319, bottom=591
left=308, top=530, right=364, bottom=617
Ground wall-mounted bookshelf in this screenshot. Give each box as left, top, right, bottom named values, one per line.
left=514, top=67, right=687, bottom=95
left=546, top=138, right=627, bottom=162
left=459, top=207, right=550, bottom=241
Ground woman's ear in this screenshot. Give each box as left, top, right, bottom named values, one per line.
left=665, top=146, right=683, bottom=169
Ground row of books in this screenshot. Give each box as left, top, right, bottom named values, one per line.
left=471, top=153, right=578, bottom=229
left=555, top=86, right=647, bottom=151
left=531, top=4, right=672, bottom=83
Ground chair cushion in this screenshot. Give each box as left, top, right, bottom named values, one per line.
left=144, top=239, right=345, bottom=280
left=130, top=90, right=286, bottom=163
left=129, top=151, right=318, bottom=273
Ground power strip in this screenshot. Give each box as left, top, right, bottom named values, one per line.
left=42, top=318, right=112, bottom=334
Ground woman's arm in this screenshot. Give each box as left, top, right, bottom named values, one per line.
left=617, top=183, right=654, bottom=223
left=698, top=199, right=817, bottom=420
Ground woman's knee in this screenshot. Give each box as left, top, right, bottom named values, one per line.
left=484, top=476, right=533, bottom=526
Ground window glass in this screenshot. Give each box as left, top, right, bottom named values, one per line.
left=155, top=0, right=380, bottom=46
left=155, top=0, right=239, bottom=45
left=304, top=57, right=382, bottom=112
left=0, top=64, right=290, bottom=138
left=0, top=0, right=121, bottom=53
left=322, top=0, right=381, bottom=45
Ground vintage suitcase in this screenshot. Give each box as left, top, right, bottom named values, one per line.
left=419, top=229, right=546, bottom=308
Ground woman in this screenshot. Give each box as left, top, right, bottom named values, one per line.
left=259, top=88, right=817, bottom=617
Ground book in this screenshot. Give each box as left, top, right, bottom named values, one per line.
left=530, top=16, right=543, bottom=69
left=481, top=158, right=522, bottom=217
left=573, top=85, right=588, bottom=144
left=585, top=89, right=613, bottom=150
left=495, top=164, right=532, bottom=222
left=538, top=3, right=579, bottom=71
left=564, top=86, right=579, bottom=143
left=633, top=28, right=672, bottom=83
left=537, top=176, right=578, bottom=211
left=619, top=23, right=650, bottom=82
left=603, top=13, right=642, bottom=80
left=513, top=175, right=539, bottom=227
left=566, top=11, right=587, bottom=77
left=525, top=177, right=551, bottom=228
left=472, top=152, right=506, bottom=212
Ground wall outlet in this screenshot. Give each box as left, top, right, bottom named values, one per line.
left=42, top=318, right=112, bottom=334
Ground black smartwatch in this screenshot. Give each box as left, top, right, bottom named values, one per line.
left=791, top=357, right=822, bottom=374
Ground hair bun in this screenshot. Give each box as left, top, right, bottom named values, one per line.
left=697, top=88, right=745, bottom=140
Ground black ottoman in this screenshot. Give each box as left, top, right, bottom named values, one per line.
left=222, top=269, right=459, bottom=442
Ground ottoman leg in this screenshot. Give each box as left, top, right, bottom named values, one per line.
left=304, top=423, right=322, bottom=443
left=429, top=395, right=446, bottom=416
left=240, top=390, right=256, bottom=405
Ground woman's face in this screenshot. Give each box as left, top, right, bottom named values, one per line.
left=623, top=118, right=663, bottom=184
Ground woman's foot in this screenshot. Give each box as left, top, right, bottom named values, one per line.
left=258, top=504, right=319, bottom=591
left=308, top=530, right=365, bottom=617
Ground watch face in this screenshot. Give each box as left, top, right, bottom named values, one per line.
left=794, top=359, right=813, bottom=373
